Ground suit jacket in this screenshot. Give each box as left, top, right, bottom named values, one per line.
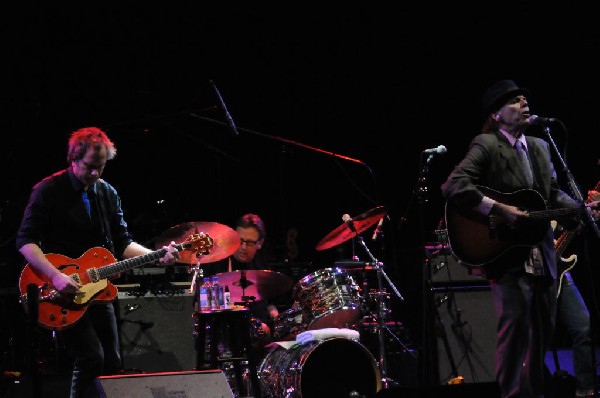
left=441, top=131, right=579, bottom=279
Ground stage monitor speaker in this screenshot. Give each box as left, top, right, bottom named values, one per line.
left=117, top=288, right=197, bottom=373
left=96, top=370, right=234, bottom=397
left=434, top=286, right=497, bottom=384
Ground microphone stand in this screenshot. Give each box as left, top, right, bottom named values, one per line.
left=26, top=283, right=42, bottom=398
left=541, top=124, right=600, bottom=239
left=413, top=151, right=458, bottom=387
left=351, top=232, right=403, bottom=389
left=189, top=113, right=372, bottom=172
left=188, top=112, right=379, bottom=262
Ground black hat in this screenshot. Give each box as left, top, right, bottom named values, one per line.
left=482, top=80, right=530, bottom=115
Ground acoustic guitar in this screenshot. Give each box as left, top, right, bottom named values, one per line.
left=445, top=186, right=593, bottom=267
left=19, top=233, right=213, bottom=331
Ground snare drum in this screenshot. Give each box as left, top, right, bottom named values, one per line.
left=273, top=303, right=307, bottom=341
left=258, top=337, right=381, bottom=397
left=293, top=268, right=361, bottom=330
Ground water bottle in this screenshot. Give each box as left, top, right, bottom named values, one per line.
left=199, top=277, right=212, bottom=311
left=223, top=285, right=231, bottom=309
left=211, top=276, right=224, bottom=310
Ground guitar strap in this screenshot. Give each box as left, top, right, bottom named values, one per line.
left=94, top=181, right=116, bottom=256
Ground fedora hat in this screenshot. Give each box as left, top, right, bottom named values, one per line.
left=482, top=80, right=530, bottom=115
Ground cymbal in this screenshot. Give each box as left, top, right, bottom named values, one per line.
left=155, top=221, right=241, bottom=264
left=214, top=270, right=294, bottom=303
left=316, top=206, right=387, bottom=251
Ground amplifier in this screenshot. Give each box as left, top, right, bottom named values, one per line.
left=116, top=286, right=197, bottom=373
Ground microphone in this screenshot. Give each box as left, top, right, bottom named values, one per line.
left=209, top=80, right=239, bottom=136
left=342, top=213, right=357, bottom=233
left=529, top=115, right=556, bottom=126
left=423, top=145, right=447, bottom=155
left=372, top=216, right=384, bottom=240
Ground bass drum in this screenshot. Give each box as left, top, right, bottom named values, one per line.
left=258, top=337, right=381, bottom=398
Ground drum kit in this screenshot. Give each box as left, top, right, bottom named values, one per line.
left=151, top=205, right=401, bottom=395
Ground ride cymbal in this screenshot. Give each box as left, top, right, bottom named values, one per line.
left=155, top=221, right=241, bottom=264
left=316, top=206, right=386, bottom=251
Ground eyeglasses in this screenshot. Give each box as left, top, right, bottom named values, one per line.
left=78, top=160, right=106, bottom=173
left=240, top=238, right=259, bottom=247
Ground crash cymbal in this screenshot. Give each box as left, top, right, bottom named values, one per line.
left=316, top=206, right=387, bottom=251
left=155, top=221, right=241, bottom=264
left=214, top=270, right=294, bottom=303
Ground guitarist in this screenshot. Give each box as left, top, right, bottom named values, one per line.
left=440, top=80, right=600, bottom=398
left=553, top=218, right=596, bottom=397
left=15, top=127, right=181, bottom=398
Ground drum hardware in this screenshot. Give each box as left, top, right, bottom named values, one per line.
left=213, top=269, right=294, bottom=307
left=315, top=208, right=405, bottom=390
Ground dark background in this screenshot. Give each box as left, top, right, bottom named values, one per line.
left=2, top=3, right=600, bottom=378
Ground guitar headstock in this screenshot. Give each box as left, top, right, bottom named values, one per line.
left=183, top=233, right=214, bottom=255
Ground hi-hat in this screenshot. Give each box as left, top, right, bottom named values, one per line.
left=316, top=206, right=387, bottom=251
left=154, top=221, right=241, bottom=264
left=214, top=270, right=294, bottom=303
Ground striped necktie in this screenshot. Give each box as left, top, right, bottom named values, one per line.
left=515, top=140, right=533, bottom=187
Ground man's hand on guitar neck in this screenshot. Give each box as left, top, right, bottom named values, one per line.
left=158, top=241, right=180, bottom=265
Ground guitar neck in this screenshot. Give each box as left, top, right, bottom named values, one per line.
left=529, top=206, right=586, bottom=221
left=96, top=243, right=184, bottom=280
left=555, top=180, right=600, bottom=257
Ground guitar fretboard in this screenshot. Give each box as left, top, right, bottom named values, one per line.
left=96, top=244, right=184, bottom=280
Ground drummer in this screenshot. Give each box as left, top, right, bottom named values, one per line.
left=202, top=213, right=279, bottom=335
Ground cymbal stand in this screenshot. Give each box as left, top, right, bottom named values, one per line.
left=238, top=271, right=253, bottom=305
left=189, top=260, right=203, bottom=310
left=352, top=233, right=404, bottom=389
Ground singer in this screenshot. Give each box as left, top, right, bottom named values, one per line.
left=441, top=79, right=600, bottom=398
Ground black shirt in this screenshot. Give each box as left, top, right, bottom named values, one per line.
left=16, top=167, right=134, bottom=260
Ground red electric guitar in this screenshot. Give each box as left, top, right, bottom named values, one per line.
left=19, top=233, right=213, bottom=331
